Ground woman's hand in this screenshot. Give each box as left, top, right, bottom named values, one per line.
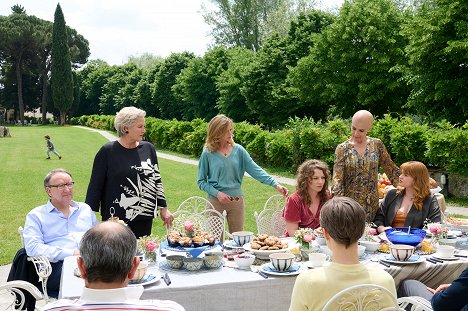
left=276, top=184, right=289, bottom=198
left=160, top=208, right=174, bottom=228
left=377, top=225, right=392, bottom=233
left=216, top=191, right=232, bottom=204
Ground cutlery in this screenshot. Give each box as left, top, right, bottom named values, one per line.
left=251, top=266, right=268, bottom=278
left=454, top=254, right=467, bottom=258
left=162, top=273, right=171, bottom=286
left=426, top=258, right=438, bottom=264
left=430, top=257, right=444, bottom=263
left=378, top=260, right=391, bottom=268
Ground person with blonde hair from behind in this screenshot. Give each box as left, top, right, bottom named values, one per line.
left=373, top=161, right=441, bottom=233
left=197, top=114, right=288, bottom=233
left=289, top=197, right=396, bottom=311
left=282, top=159, right=331, bottom=237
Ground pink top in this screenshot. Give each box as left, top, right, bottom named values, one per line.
left=282, top=191, right=331, bottom=236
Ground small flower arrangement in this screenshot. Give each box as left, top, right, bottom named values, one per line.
left=424, top=221, right=448, bottom=243
left=137, top=235, right=160, bottom=263
left=184, top=221, right=195, bottom=238
left=362, top=223, right=378, bottom=241
left=294, top=228, right=315, bottom=249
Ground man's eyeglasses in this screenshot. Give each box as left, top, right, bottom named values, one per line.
left=47, top=182, right=74, bottom=190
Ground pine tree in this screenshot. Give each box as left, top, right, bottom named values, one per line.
left=51, top=3, right=73, bottom=125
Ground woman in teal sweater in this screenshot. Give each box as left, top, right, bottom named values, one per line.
left=197, top=115, right=288, bottom=233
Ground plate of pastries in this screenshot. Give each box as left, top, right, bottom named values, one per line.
left=166, top=230, right=216, bottom=248
left=243, top=234, right=290, bottom=259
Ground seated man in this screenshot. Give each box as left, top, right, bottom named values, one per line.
left=398, top=267, right=468, bottom=311
left=289, top=196, right=397, bottom=311
left=9, top=168, right=97, bottom=305
left=42, top=221, right=185, bottom=311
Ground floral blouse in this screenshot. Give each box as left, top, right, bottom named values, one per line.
left=332, top=137, right=399, bottom=221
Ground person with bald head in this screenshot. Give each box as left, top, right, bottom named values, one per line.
left=42, top=221, right=185, bottom=311
left=332, top=110, right=399, bottom=221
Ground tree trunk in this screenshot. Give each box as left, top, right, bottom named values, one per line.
left=15, top=55, right=25, bottom=125
left=41, top=67, right=49, bottom=125
left=59, top=111, right=65, bottom=125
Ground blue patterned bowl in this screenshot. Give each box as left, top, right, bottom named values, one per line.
left=232, top=231, right=254, bottom=246
left=269, top=253, right=295, bottom=272
left=385, top=228, right=426, bottom=247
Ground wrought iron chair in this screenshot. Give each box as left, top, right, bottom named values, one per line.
left=0, top=280, right=44, bottom=311
left=263, top=194, right=286, bottom=211
left=172, top=196, right=227, bottom=242
left=254, top=208, right=287, bottom=237
left=322, top=284, right=401, bottom=311
left=398, top=296, right=433, bottom=311
left=17, top=226, right=52, bottom=303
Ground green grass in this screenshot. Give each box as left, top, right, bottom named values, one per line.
left=446, top=197, right=468, bottom=208
left=0, top=126, right=293, bottom=265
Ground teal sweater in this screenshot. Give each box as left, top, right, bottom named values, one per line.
left=197, top=144, right=278, bottom=198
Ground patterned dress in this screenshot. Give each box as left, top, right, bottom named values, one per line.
left=332, top=137, right=399, bottom=221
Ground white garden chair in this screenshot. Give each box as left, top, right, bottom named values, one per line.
left=322, top=284, right=401, bottom=311
left=172, top=196, right=227, bottom=242
left=254, top=208, right=287, bottom=237
left=263, top=194, right=286, bottom=211
left=18, top=226, right=52, bottom=303
left=0, top=280, right=44, bottom=311
left=397, top=296, right=433, bottom=311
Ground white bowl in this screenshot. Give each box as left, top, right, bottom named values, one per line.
left=269, top=252, right=295, bottom=272
left=130, top=261, right=147, bottom=282
left=390, top=244, right=415, bottom=261
left=183, top=257, right=204, bottom=271
left=232, top=231, right=254, bottom=246
left=438, top=238, right=457, bottom=246
left=359, top=240, right=380, bottom=253
left=233, top=253, right=255, bottom=268
left=166, top=255, right=184, bottom=269
left=316, top=236, right=326, bottom=246
left=203, top=252, right=224, bottom=269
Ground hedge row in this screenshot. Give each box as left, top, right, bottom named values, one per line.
left=71, top=115, right=468, bottom=176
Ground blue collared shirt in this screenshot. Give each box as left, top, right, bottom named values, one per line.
left=23, top=200, right=98, bottom=262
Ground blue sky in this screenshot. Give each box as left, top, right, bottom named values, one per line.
left=0, top=0, right=343, bottom=65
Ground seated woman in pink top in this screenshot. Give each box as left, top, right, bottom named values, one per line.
left=282, top=159, right=331, bottom=237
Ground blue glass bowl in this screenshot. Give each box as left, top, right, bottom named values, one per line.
left=385, top=228, right=427, bottom=246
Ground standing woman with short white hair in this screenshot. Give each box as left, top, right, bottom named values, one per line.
left=86, top=106, right=174, bottom=238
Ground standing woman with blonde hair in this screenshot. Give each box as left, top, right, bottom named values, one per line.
left=197, top=114, right=289, bottom=233
left=86, top=106, right=174, bottom=238
left=282, top=159, right=331, bottom=237
left=374, top=161, right=441, bottom=233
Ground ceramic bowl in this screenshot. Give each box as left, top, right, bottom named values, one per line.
left=130, top=261, right=147, bottom=282
left=166, top=255, right=185, bottom=269
left=234, top=253, right=256, bottom=268
left=232, top=231, right=254, bottom=246
left=203, top=252, right=224, bottom=269
left=269, top=252, right=295, bottom=272
left=183, top=257, right=204, bottom=271
left=360, top=240, right=380, bottom=253
left=390, top=244, right=415, bottom=261
left=315, top=236, right=326, bottom=246
left=385, top=228, right=426, bottom=246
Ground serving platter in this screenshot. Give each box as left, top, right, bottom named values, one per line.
left=243, top=242, right=291, bottom=259
left=128, top=273, right=161, bottom=286
left=381, top=254, right=424, bottom=265
left=259, top=262, right=306, bottom=276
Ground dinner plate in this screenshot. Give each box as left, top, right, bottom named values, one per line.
left=223, top=240, right=245, bottom=249
left=128, top=272, right=160, bottom=286
left=243, top=241, right=291, bottom=259
left=432, top=254, right=459, bottom=261
left=425, top=231, right=458, bottom=239
left=260, top=263, right=306, bottom=276
left=381, top=254, right=424, bottom=265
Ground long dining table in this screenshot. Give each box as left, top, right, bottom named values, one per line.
left=59, top=240, right=468, bottom=311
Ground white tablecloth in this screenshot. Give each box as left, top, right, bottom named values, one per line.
left=59, top=245, right=468, bottom=311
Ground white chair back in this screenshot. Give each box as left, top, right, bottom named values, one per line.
left=0, top=280, right=43, bottom=311
left=254, top=209, right=286, bottom=237
left=398, top=296, right=433, bottom=311
left=263, top=194, right=286, bottom=211
left=322, top=284, right=401, bottom=311
left=173, top=196, right=227, bottom=242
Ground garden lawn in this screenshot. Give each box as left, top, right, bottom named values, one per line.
left=0, top=126, right=293, bottom=265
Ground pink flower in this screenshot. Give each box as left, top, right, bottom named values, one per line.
left=368, top=228, right=377, bottom=235
left=184, top=221, right=194, bottom=231
left=429, top=226, right=438, bottom=233
left=145, top=241, right=157, bottom=252
left=303, top=234, right=314, bottom=243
